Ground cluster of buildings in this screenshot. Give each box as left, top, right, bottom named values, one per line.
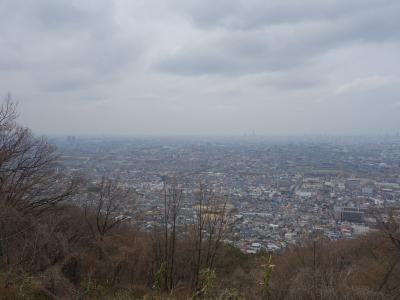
left=53, top=135, right=400, bottom=254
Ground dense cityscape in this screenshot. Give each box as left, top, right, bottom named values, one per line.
left=53, top=135, right=400, bottom=254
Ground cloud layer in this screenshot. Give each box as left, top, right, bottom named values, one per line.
left=0, top=0, right=399, bottom=135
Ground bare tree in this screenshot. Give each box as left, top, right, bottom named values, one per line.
left=191, top=183, right=208, bottom=289
left=0, top=95, right=76, bottom=272
left=162, top=179, right=183, bottom=290
left=380, top=212, right=400, bottom=251
left=0, top=95, right=75, bottom=215
left=376, top=210, right=400, bottom=292
left=84, top=177, right=133, bottom=240
left=152, top=178, right=183, bottom=292
left=191, top=184, right=230, bottom=291
left=151, top=181, right=229, bottom=293
left=167, top=181, right=183, bottom=290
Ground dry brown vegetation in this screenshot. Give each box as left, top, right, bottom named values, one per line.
left=267, top=231, right=400, bottom=300
left=1, top=97, right=400, bottom=299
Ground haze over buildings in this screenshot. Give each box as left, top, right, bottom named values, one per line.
left=0, top=0, right=399, bottom=135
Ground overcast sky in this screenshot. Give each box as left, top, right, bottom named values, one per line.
left=0, top=0, right=399, bottom=136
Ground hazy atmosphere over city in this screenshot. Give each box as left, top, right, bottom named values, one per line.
left=1, top=0, right=400, bottom=135
left=3, top=1, right=400, bottom=299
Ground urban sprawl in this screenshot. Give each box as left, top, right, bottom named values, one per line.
left=54, top=135, right=400, bottom=254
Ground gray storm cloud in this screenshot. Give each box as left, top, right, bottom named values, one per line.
left=0, top=0, right=399, bottom=136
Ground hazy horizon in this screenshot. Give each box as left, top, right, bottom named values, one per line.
left=1, top=0, right=399, bottom=136
left=48, top=133, right=400, bottom=141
